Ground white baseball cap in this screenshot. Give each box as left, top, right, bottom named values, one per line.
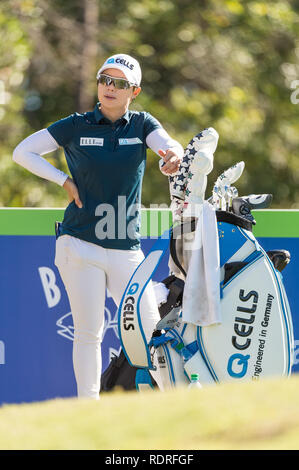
left=96, top=54, right=142, bottom=86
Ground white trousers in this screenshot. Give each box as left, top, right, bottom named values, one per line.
left=55, top=235, right=160, bottom=399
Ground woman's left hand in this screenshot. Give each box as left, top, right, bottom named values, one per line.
left=158, top=149, right=182, bottom=175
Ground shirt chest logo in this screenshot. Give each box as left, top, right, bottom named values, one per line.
left=119, top=138, right=143, bottom=145
left=80, top=137, right=104, bottom=146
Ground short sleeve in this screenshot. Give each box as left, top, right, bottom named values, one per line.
left=143, top=112, right=162, bottom=140
left=47, top=114, right=76, bottom=147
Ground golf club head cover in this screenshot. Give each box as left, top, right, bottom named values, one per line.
left=168, top=128, right=219, bottom=219
left=267, top=249, right=291, bottom=272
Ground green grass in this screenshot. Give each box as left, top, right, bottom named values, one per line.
left=1, top=376, right=299, bottom=450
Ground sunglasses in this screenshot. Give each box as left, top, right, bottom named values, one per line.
left=97, top=73, right=136, bottom=90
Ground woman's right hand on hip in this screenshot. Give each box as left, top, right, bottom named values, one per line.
left=63, top=177, right=83, bottom=208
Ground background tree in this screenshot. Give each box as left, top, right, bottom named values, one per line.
left=1, top=0, right=299, bottom=208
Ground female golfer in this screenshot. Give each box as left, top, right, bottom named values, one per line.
left=13, top=53, right=184, bottom=399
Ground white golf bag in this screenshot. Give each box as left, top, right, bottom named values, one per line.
left=118, top=129, right=294, bottom=390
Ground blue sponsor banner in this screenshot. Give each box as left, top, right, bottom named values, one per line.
left=0, top=235, right=298, bottom=405
left=0, top=236, right=168, bottom=404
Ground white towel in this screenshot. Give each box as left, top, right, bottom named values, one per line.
left=153, top=282, right=169, bottom=307
left=182, top=201, right=222, bottom=326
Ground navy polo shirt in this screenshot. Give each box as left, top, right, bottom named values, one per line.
left=47, top=103, right=162, bottom=250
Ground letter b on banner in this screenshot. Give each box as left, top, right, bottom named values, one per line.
left=38, top=267, right=61, bottom=308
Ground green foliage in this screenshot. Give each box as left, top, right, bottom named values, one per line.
left=1, top=0, right=299, bottom=208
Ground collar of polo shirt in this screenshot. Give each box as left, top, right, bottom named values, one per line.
left=94, top=103, right=130, bottom=124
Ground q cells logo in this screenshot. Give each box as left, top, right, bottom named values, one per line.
left=105, top=57, right=134, bottom=70
left=127, top=282, right=139, bottom=295
left=122, top=282, right=139, bottom=331
left=227, top=288, right=258, bottom=379
left=227, top=353, right=250, bottom=378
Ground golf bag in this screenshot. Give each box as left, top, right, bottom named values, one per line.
left=100, top=349, right=158, bottom=392
left=116, top=129, right=294, bottom=390
left=149, top=213, right=293, bottom=389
